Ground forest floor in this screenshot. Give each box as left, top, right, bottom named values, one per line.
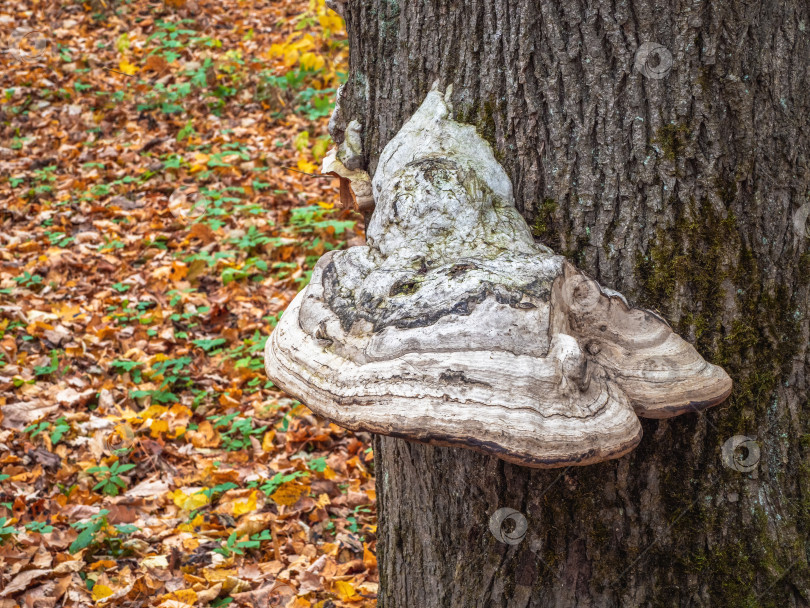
left=0, top=1, right=377, bottom=606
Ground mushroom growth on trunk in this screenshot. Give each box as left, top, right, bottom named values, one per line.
left=264, top=85, right=732, bottom=468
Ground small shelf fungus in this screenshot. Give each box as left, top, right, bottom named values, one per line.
left=265, top=85, right=732, bottom=468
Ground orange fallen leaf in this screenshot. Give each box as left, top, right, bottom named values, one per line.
left=188, top=420, right=220, bottom=448
left=363, top=543, right=377, bottom=569
left=270, top=479, right=310, bottom=507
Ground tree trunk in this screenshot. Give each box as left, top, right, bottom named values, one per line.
left=332, top=0, right=810, bottom=605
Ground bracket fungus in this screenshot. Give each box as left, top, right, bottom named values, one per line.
left=265, top=85, right=732, bottom=468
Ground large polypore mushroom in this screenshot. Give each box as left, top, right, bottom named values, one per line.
left=265, top=85, right=732, bottom=468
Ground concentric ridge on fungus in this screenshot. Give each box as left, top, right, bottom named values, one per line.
left=264, top=85, right=732, bottom=468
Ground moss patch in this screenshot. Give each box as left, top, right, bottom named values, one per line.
left=531, top=197, right=557, bottom=243
left=455, top=99, right=505, bottom=165
left=653, top=123, right=692, bottom=162
left=634, top=194, right=805, bottom=603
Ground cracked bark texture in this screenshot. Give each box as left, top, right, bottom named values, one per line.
left=333, top=0, right=810, bottom=605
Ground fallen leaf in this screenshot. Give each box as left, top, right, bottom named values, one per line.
left=333, top=580, right=359, bottom=602
left=270, top=480, right=310, bottom=507
left=0, top=569, right=51, bottom=597
left=118, top=59, right=138, bottom=75
left=141, top=555, right=169, bottom=569
left=1, top=401, right=59, bottom=430
left=232, top=490, right=259, bottom=516
left=91, top=584, right=114, bottom=602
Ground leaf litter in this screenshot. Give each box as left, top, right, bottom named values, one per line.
left=0, top=0, right=377, bottom=606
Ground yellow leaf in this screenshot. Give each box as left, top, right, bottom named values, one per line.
left=92, top=584, right=114, bottom=602
left=290, top=34, right=316, bottom=52
left=299, top=52, right=325, bottom=72
left=118, top=59, right=138, bottom=76
left=178, top=513, right=205, bottom=534
left=318, top=13, right=344, bottom=34
left=283, top=49, right=300, bottom=68
left=270, top=480, right=310, bottom=507
left=162, top=589, right=197, bottom=604
left=261, top=430, right=276, bottom=452
left=182, top=537, right=199, bottom=551
left=297, top=159, right=318, bottom=174
left=56, top=303, right=85, bottom=323
left=321, top=542, right=338, bottom=556
left=232, top=490, right=259, bottom=516
left=190, top=153, right=210, bottom=173
left=333, top=580, right=358, bottom=601
left=203, top=568, right=238, bottom=584
left=149, top=419, right=169, bottom=438
left=139, top=404, right=168, bottom=420
left=170, top=489, right=211, bottom=512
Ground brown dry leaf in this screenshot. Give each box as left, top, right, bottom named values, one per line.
left=235, top=512, right=274, bottom=538
left=1, top=401, right=59, bottom=430
left=20, top=583, right=57, bottom=608
left=231, top=581, right=295, bottom=608
left=52, top=558, right=84, bottom=574
left=31, top=545, right=52, bottom=569
left=143, top=54, right=170, bottom=75
left=156, top=601, right=193, bottom=608
left=194, top=583, right=222, bottom=604
left=126, top=476, right=171, bottom=498
left=0, top=569, right=51, bottom=597
left=188, top=223, right=216, bottom=244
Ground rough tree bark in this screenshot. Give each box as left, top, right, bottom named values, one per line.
left=329, top=1, right=810, bottom=605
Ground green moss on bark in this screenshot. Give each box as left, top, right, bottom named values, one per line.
left=531, top=197, right=558, bottom=242
left=653, top=124, right=692, bottom=162
left=455, top=99, right=506, bottom=166
left=633, top=194, right=806, bottom=604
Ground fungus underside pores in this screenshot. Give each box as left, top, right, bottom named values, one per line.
left=264, top=85, right=732, bottom=468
